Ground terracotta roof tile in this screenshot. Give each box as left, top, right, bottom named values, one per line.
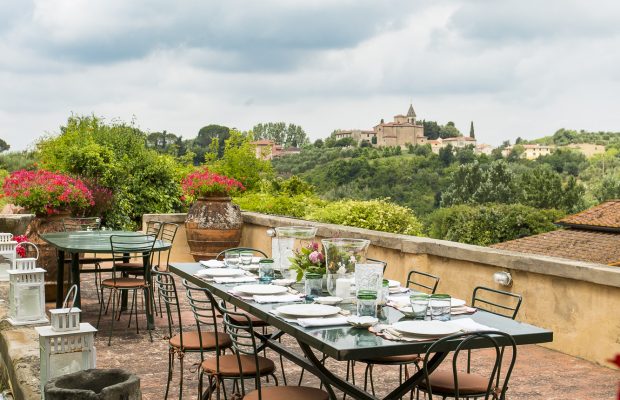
left=491, top=229, right=620, bottom=265
left=556, top=200, right=620, bottom=230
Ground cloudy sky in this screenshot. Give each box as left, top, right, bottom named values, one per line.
left=1, top=0, right=619, bottom=151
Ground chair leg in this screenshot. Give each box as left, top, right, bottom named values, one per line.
left=144, top=287, right=153, bottom=342
left=178, top=351, right=185, bottom=400
left=108, top=288, right=116, bottom=346
left=96, top=287, right=106, bottom=333
left=165, top=348, right=173, bottom=399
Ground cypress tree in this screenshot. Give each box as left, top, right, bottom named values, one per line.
left=469, top=121, right=475, bottom=138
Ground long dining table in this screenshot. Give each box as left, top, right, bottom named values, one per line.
left=41, top=230, right=171, bottom=330
left=170, top=262, right=553, bottom=400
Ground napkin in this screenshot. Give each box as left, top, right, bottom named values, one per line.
left=450, top=318, right=497, bottom=332
left=297, top=317, right=349, bottom=328
left=194, top=269, right=213, bottom=278
left=213, top=276, right=257, bottom=284
left=199, top=259, right=225, bottom=268
left=253, top=294, right=304, bottom=304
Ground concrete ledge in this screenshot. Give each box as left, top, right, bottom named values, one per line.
left=242, top=211, right=620, bottom=288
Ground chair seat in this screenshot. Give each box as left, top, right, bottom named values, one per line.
left=418, top=370, right=490, bottom=395
left=362, top=354, right=422, bottom=364
left=169, top=331, right=232, bottom=351
left=243, top=386, right=329, bottom=400
left=221, top=311, right=269, bottom=328
left=201, top=354, right=275, bottom=377
left=116, top=262, right=144, bottom=269
left=101, top=277, right=147, bottom=289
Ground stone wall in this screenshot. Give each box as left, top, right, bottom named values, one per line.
left=144, top=212, right=620, bottom=366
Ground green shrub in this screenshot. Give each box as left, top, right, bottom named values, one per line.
left=425, top=204, right=564, bottom=246
left=305, top=199, right=423, bottom=236
left=234, top=193, right=326, bottom=218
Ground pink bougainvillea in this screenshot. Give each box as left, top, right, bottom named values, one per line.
left=181, top=169, right=245, bottom=202
left=13, top=235, right=28, bottom=258
left=2, top=170, right=94, bottom=216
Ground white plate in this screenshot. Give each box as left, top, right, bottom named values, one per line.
left=276, top=304, right=341, bottom=318
left=198, top=268, right=246, bottom=277
left=199, top=259, right=225, bottom=268
left=315, top=296, right=343, bottom=305
left=271, top=279, right=295, bottom=287
left=392, top=320, right=462, bottom=337
left=451, top=298, right=466, bottom=308
left=388, top=279, right=401, bottom=288
left=234, top=284, right=288, bottom=295
left=347, top=316, right=378, bottom=328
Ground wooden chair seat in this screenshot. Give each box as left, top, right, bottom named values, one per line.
left=243, top=386, right=329, bottom=400
left=169, top=330, right=232, bottom=351
left=200, top=354, right=275, bottom=377
left=418, top=369, right=489, bottom=395
left=101, top=277, right=147, bottom=289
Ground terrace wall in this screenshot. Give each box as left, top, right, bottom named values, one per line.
left=144, top=212, right=620, bottom=367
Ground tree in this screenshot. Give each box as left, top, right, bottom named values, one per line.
left=313, top=139, right=324, bottom=148
left=518, top=166, right=585, bottom=212
left=252, top=122, right=308, bottom=147
left=422, top=120, right=441, bottom=140
left=439, top=122, right=461, bottom=139
left=537, top=148, right=587, bottom=176
left=195, top=124, right=230, bottom=161
left=469, top=121, right=475, bottom=139
left=595, top=174, right=620, bottom=202
left=438, top=145, right=455, bottom=166
left=0, top=138, right=9, bottom=153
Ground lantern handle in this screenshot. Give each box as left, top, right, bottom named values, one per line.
left=17, top=241, right=40, bottom=260
left=63, top=285, right=79, bottom=309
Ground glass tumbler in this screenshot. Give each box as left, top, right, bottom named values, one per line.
left=258, top=259, right=275, bottom=283
left=225, top=252, right=240, bottom=268
left=409, top=293, right=430, bottom=320
left=429, top=294, right=451, bottom=321
left=379, top=279, right=389, bottom=306
left=304, top=273, right=323, bottom=300
left=356, top=290, right=378, bottom=318
left=240, top=251, right=253, bottom=266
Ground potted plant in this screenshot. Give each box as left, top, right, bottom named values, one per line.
left=181, top=168, right=246, bottom=261
left=288, top=241, right=326, bottom=282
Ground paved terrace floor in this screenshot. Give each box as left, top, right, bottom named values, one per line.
left=67, top=274, right=618, bottom=400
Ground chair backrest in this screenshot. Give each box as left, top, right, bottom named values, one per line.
left=422, top=331, right=517, bottom=400
left=215, top=247, right=268, bottom=260
left=110, top=234, right=156, bottom=281
left=145, top=220, right=163, bottom=237
left=182, top=280, right=223, bottom=359
left=153, top=223, right=179, bottom=269
left=367, top=257, right=387, bottom=273
left=152, top=266, right=182, bottom=343
left=406, top=269, right=440, bottom=294
left=472, top=286, right=522, bottom=320
left=63, top=217, right=101, bottom=232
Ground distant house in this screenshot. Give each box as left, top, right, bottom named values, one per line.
left=251, top=139, right=301, bottom=160
left=501, top=144, right=555, bottom=159
left=428, top=137, right=489, bottom=155
left=475, top=143, right=493, bottom=155
left=491, top=200, right=620, bottom=266
left=441, top=136, right=477, bottom=149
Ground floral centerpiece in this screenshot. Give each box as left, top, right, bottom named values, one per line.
left=181, top=168, right=245, bottom=203
left=288, top=241, right=326, bottom=281
left=2, top=170, right=94, bottom=216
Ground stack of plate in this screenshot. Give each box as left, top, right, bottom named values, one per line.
left=196, top=269, right=246, bottom=278
left=233, top=284, right=288, bottom=296
left=391, top=320, right=462, bottom=338
left=275, top=304, right=341, bottom=318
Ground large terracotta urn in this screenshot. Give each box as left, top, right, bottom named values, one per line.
left=25, top=212, right=71, bottom=302
left=185, top=196, right=242, bottom=261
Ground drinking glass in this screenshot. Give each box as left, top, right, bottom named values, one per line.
left=240, top=251, right=253, bottom=266
left=225, top=252, right=240, bottom=269
left=409, top=293, right=430, bottom=320
left=304, top=273, right=323, bottom=300
left=429, top=294, right=451, bottom=321
left=258, top=259, right=275, bottom=283
left=379, top=279, right=389, bottom=306
left=356, top=290, right=377, bottom=318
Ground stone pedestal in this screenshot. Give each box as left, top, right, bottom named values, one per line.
left=44, top=369, right=141, bottom=400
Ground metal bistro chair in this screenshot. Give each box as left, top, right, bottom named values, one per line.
left=356, top=268, right=441, bottom=398
left=96, top=234, right=156, bottom=345
left=153, top=268, right=232, bottom=399
left=416, top=331, right=518, bottom=400
left=150, top=223, right=179, bottom=316
left=62, top=217, right=104, bottom=302
left=197, top=283, right=329, bottom=400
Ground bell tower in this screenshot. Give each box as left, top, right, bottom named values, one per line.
left=406, top=103, right=416, bottom=124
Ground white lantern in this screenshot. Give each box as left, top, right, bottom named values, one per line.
left=12, top=241, right=39, bottom=272
left=35, top=285, right=96, bottom=393
left=35, top=323, right=97, bottom=393
left=6, top=268, right=48, bottom=325
left=0, top=232, right=17, bottom=281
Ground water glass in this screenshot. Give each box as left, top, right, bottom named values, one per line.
left=304, top=273, right=323, bottom=300
left=356, top=290, right=378, bottom=318
left=225, top=252, right=240, bottom=268
left=409, top=293, right=430, bottom=320
left=429, top=294, right=451, bottom=321
left=379, top=279, right=389, bottom=306
left=240, top=251, right=253, bottom=266
left=258, top=259, right=275, bottom=283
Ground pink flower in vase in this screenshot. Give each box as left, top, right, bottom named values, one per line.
left=309, top=251, right=323, bottom=264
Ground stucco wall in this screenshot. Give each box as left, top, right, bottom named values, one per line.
left=144, top=212, right=620, bottom=366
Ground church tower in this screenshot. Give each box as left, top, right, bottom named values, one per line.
left=407, top=103, right=416, bottom=124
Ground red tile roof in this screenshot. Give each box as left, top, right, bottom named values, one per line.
left=491, top=229, right=620, bottom=265
left=556, top=200, right=620, bottom=231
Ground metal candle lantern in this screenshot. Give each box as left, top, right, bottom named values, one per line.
left=7, top=267, right=48, bottom=325
left=12, top=241, right=39, bottom=271
left=0, top=232, right=18, bottom=281
left=35, top=285, right=97, bottom=393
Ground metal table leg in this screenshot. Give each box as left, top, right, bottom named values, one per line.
left=55, top=250, right=65, bottom=308
left=71, top=252, right=81, bottom=308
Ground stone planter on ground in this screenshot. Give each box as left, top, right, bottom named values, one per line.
left=44, top=369, right=141, bottom=400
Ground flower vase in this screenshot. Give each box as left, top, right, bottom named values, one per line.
left=185, top=195, right=243, bottom=261
left=322, top=238, right=370, bottom=297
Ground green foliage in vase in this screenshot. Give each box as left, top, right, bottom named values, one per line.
left=426, top=204, right=564, bottom=246
left=288, top=242, right=325, bottom=282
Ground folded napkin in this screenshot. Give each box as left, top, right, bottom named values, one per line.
left=199, top=259, right=225, bottom=268
left=253, top=294, right=304, bottom=304
left=194, top=269, right=213, bottom=278
left=450, top=318, right=497, bottom=332
left=369, top=325, right=435, bottom=342
left=213, top=276, right=257, bottom=284
left=297, top=317, right=349, bottom=328
left=451, top=306, right=477, bottom=315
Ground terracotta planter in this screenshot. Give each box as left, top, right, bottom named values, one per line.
left=25, top=212, right=71, bottom=302
left=185, top=196, right=242, bottom=261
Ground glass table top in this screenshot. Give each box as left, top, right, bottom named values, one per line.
left=41, top=231, right=171, bottom=253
